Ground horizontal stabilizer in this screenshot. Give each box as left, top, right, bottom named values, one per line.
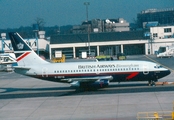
left=13, top=66, right=31, bottom=70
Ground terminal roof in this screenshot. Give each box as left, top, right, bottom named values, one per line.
left=50, top=31, right=148, bottom=44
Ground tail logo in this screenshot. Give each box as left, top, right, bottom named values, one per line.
left=16, top=52, right=31, bottom=62
left=17, top=43, right=24, bottom=50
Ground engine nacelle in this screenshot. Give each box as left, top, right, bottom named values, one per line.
left=70, top=80, right=109, bottom=89
left=91, top=79, right=109, bottom=88
left=79, top=79, right=109, bottom=89
left=70, top=81, right=80, bottom=87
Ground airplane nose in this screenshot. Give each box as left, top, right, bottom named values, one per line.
left=163, top=69, right=171, bottom=77
left=157, top=69, right=171, bottom=79
left=166, top=70, right=171, bottom=76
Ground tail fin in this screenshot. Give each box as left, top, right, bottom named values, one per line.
left=9, top=32, right=48, bottom=66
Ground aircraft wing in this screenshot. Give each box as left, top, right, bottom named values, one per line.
left=60, top=76, right=113, bottom=83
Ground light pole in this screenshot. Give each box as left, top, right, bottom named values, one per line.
left=84, top=2, right=90, bottom=57
left=33, top=24, right=39, bottom=55
left=84, top=2, right=89, bottom=21
left=150, top=33, right=154, bottom=55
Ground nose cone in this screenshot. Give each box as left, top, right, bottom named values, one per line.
left=161, top=70, right=171, bottom=78
left=156, top=69, right=171, bottom=79
left=166, top=70, right=171, bottom=76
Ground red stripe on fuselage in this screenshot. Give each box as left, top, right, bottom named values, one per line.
left=16, top=52, right=31, bottom=61
left=126, top=72, right=139, bottom=80
left=32, top=72, right=140, bottom=78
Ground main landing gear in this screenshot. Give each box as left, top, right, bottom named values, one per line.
left=148, top=80, right=156, bottom=86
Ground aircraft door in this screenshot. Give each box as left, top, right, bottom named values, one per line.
left=143, top=64, right=149, bottom=75
left=96, top=68, right=100, bottom=75
left=42, top=68, right=48, bottom=77
left=95, top=61, right=100, bottom=75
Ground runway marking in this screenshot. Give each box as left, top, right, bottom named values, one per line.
left=145, top=55, right=174, bottom=72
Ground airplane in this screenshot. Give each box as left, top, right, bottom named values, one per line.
left=0, top=53, right=16, bottom=65
left=9, top=32, right=171, bottom=89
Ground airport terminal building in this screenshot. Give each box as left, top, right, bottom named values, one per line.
left=1, top=26, right=174, bottom=59
left=137, top=8, right=174, bottom=28
left=49, top=26, right=174, bottom=59
left=50, top=31, right=148, bottom=59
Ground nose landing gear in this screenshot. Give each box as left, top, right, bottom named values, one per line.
left=148, top=80, right=157, bottom=86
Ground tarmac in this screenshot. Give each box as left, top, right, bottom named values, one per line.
left=0, top=55, right=174, bottom=120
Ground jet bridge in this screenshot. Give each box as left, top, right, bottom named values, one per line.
left=0, top=53, right=16, bottom=71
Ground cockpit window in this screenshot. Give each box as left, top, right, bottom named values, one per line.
left=154, top=64, right=163, bottom=68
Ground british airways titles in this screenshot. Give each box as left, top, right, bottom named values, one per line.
left=78, top=64, right=139, bottom=69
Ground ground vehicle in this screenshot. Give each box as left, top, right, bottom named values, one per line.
left=95, top=55, right=113, bottom=61
left=117, top=53, right=126, bottom=60
left=157, top=46, right=174, bottom=58
left=51, top=54, right=65, bottom=63
left=51, top=51, right=65, bottom=63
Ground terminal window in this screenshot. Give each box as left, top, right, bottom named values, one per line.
left=153, top=33, right=158, bottom=37
left=164, top=28, right=171, bottom=33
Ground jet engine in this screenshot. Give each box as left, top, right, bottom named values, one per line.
left=79, top=79, right=109, bottom=89
left=90, top=79, right=109, bottom=88
left=70, top=80, right=109, bottom=89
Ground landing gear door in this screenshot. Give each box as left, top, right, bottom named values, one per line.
left=143, top=64, right=149, bottom=75
left=42, top=68, right=48, bottom=77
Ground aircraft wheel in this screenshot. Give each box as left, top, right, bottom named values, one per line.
left=148, top=80, right=152, bottom=86
left=148, top=80, right=156, bottom=86
left=151, top=81, right=156, bottom=86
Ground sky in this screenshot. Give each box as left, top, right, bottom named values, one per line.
left=0, top=0, right=174, bottom=29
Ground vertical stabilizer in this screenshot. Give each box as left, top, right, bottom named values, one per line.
left=9, top=32, right=48, bottom=66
